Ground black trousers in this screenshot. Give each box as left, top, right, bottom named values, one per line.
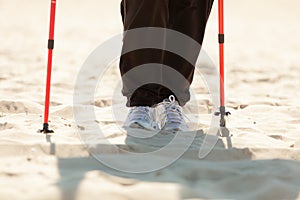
left=120, top=0, right=214, bottom=107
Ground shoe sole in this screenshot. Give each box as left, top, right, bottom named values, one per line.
left=129, top=122, right=158, bottom=131
left=129, top=122, right=145, bottom=129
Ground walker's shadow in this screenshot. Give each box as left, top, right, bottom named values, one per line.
left=55, top=130, right=300, bottom=199
left=123, top=128, right=231, bottom=159
left=56, top=158, right=300, bottom=200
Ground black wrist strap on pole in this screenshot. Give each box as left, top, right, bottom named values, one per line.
left=48, top=39, right=54, bottom=49
left=218, top=34, right=224, bottom=44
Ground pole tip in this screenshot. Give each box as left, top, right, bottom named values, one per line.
left=39, top=123, right=54, bottom=134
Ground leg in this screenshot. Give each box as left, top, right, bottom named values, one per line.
left=162, top=0, right=214, bottom=105
left=120, top=0, right=171, bottom=107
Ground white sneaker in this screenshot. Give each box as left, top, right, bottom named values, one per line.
left=156, top=95, right=189, bottom=132
left=123, top=106, right=159, bottom=131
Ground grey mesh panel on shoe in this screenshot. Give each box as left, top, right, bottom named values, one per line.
left=123, top=106, right=159, bottom=131
left=156, top=95, right=189, bottom=132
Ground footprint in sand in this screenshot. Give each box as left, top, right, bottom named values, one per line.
left=0, top=122, right=14, bottom=131
left=0, top=101, right=40, bottom=114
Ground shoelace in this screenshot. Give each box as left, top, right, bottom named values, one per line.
left=163, top=95, right=185, bottom=124
left=128, top=106, right=151, bottom=122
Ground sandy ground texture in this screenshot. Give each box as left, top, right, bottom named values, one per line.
left=1, top=0, right=300, bottom=199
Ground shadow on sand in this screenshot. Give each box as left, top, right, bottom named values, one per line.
left=52, top=130, right=300, bottom=200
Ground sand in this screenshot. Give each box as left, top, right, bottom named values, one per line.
left=0, top=0, right=300, bottom=199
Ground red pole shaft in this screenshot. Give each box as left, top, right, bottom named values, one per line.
left=43, top=0, right=56, bottom=124
left=218, top=0, right=225, bottom=107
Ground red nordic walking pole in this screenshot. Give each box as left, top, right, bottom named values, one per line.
left=40, top=0, right=57, bottom=133
left=215, top=0, right=230, bottom=128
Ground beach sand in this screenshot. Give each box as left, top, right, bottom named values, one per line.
left=0, top=0, right=300, bottom=199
